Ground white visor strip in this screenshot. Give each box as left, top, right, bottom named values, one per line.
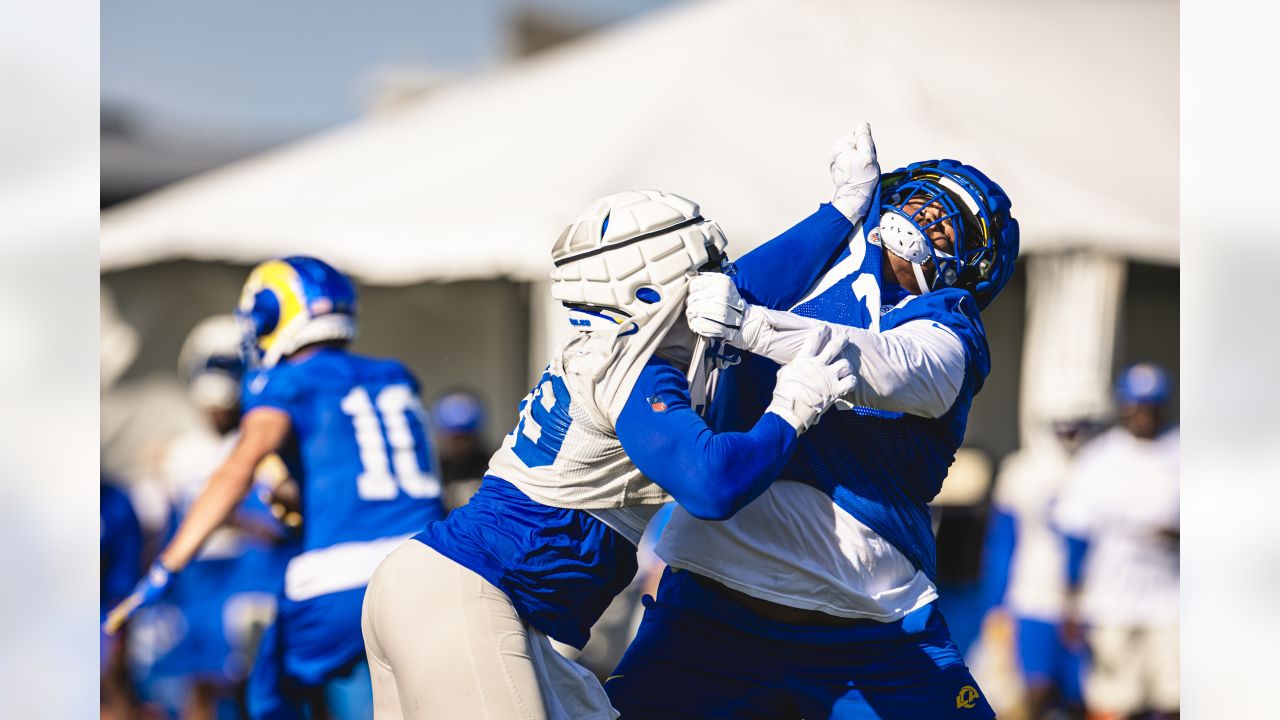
left=934, top=176, right=981, bottom=216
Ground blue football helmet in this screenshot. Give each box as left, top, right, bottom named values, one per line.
left=1114, top=362, right=1170, bottom=407
left=432, top=391, right=487, bottom=435
left=876, top=159, right=1019, bottom=309
left=235, top=256, right=358, bottom=368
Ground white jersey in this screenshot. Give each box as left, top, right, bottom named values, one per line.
left=1053, top=426, right=1179, bottom=626
left=483, top=346, right=670, bottom=514
left=656, top=237, right=969, bottom=620
left=486, top=288, right=693, bottom=541
left=991, top=445, right=1074, bottom=621
left=659, top=481, right=937, bottom=620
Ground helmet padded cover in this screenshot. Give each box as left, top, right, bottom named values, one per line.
left=550, top=190, right=726, bottom=317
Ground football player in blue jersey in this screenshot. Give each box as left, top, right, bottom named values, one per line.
left=105, top=257, right=447, bottom=720
left=607, top=124, right=1020, bottom=719
left=360, top=187, right=862, bottom=719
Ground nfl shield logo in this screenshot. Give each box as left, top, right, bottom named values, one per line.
left=647, top=395, right=668, bottom=413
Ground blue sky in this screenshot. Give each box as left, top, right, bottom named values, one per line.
left=102, top=0, right=678, bottom=143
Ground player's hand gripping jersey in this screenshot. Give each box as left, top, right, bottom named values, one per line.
left=608, top=134, right=1018, bottom=720
left=660, top=159, right=1013, bottom=619
left=363, top=191, right=853, bottom=720
left=414, top=191, right=854, bottom=649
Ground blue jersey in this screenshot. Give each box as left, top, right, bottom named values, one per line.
left=243, top=348, right=446, bottom=552
left=417, top=477, right=637, bottom=649
left=717, top=218, right=991, bottom=580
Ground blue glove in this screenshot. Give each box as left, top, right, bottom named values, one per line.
left=103, top=560, right=175, bottom=635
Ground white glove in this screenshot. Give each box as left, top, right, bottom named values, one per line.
left=685, top=272, right=746, bottom=345
left=829, top=122, right=880, bottom=222
left=767, top=327, right=854, bottom=434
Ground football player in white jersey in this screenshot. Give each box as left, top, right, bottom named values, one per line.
left=608, top=126, right=1020, bottom=719
left=984, top=418, right=1099, bottom=719
left=360, top=182, right=868, bottom=719
left=1053, top=363, right=1179, bottom=719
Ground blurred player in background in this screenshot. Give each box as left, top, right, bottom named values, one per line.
left=106, top=257, right=447, bottom=720
left=361, top=188, right=856, bottom=719
left=102, top=477, right=144, bottom=719
left=983, top=417, right=1101, bottom=720
left=1054, top=364, right=1179, bottom=720
left=430, top=389, right=492, bottom=511
left=126, top=316, right=298, bottom=720
left=610, top=125, right=1020, bottom=719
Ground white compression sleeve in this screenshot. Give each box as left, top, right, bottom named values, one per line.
left=738, top=305, right=966, bottom=419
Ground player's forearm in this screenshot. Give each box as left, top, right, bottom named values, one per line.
left=732, top=203, right=853, bottom=309
left=736, top=304, right=831, bottom=364
left=158, top=458, right=257, bottom=570
left=740, top=307, right=964, bottom=418
left=617, top=396, right=797, bottom=521
left=675, top=413, right=798, bottom=520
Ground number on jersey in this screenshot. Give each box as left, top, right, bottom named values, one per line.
left=511, top=369, right=571, bottom=468
left=340, top=385, right=441, bottom=500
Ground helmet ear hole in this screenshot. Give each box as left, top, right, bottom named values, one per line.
left=635, top=286, right=661, bottom=304
left=250, top=289, right=280, bottom=336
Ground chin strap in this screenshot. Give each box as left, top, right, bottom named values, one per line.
left=909, top=262, right=932, bottom=298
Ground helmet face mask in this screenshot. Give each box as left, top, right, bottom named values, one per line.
left=878, top=159, right=1018, bottom=309
left=1114, top=362, right=1170, bottom=407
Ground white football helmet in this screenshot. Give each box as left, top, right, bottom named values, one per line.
left=178, top=315, right=245, bottom=411
left=549, top=190, right=728, bottom=320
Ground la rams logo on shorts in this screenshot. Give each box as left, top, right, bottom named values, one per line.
left=955, top=684, right=980, bottom=709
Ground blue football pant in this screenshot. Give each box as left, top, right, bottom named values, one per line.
left=1015, top=616, right=1083, bottom=703
left=246, top=587, right=372, bottom=720
left=606, top=568, right=994, bottom=720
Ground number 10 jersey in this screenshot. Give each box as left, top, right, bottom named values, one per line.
left=242, top=347, right=446, bottom=553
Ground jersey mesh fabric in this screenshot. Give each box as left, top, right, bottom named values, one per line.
left=485, top=347, right=670, bottom=510
left=710, top=283, right=989, bottom=580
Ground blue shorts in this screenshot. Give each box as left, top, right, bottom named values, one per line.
left=246, top=587, right=371, bottom=720
left=606, top=568, right=994, bottom=720
left=1015, top=616, right=1083, bottom=702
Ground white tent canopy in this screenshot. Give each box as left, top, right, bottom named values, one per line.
left=100, top=0, right=1178, bottom=283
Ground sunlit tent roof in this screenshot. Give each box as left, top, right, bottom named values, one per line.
left=101, top=0, right=1177, bottom=284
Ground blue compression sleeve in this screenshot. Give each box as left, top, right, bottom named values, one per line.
left=981, top=508, right=1017, bottom=610
left=731, top=203, right=854, bottom=310
left=616, top=359, right=797, bottom=521
left=1064, top=534, right=1089, bottom=588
